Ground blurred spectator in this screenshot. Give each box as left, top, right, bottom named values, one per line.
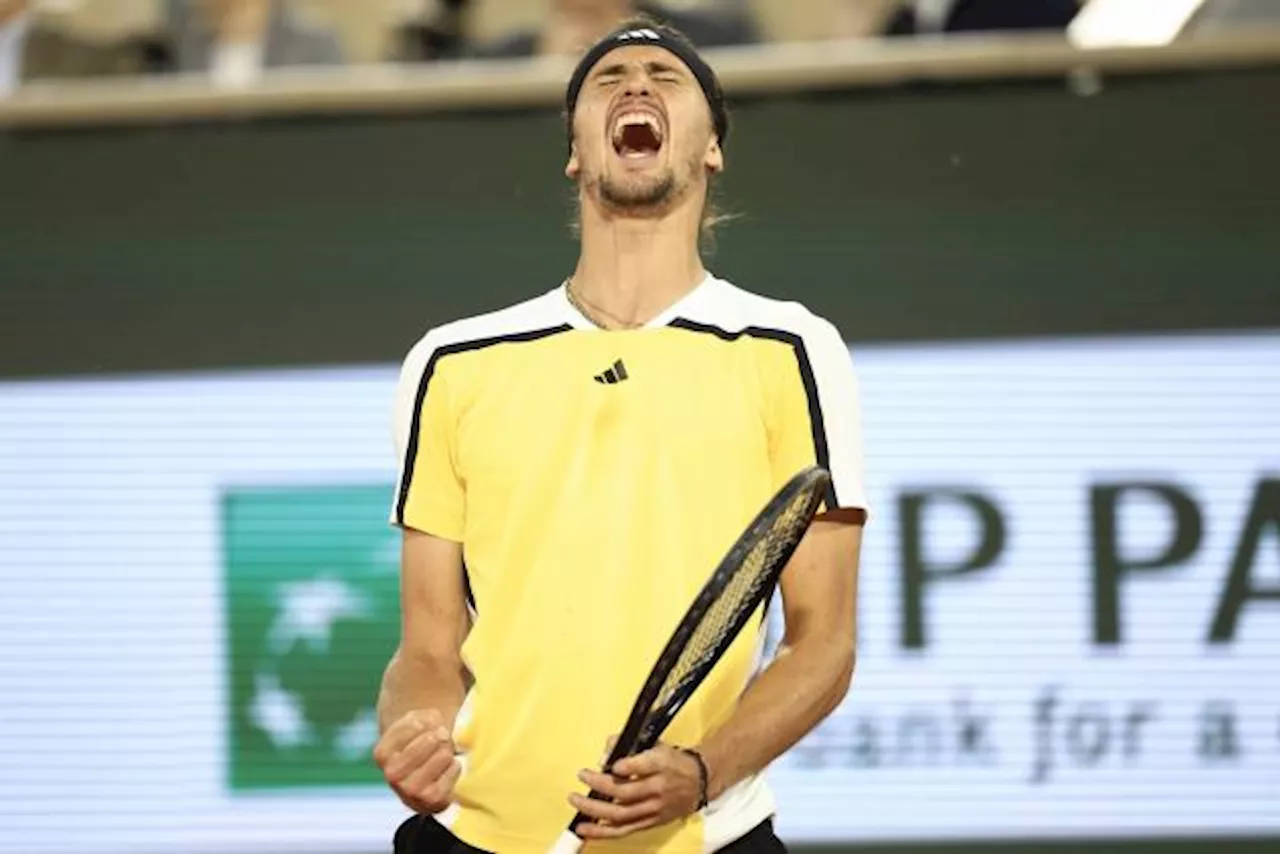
left=1, top=0, right=157, bottom=96
left=466, top=0, right=760, bottom=60
left=163, top=0, right=344, bottom=88
left=877, top=0, right=1081, bottom=36
left=830, top=0, right=900, bottom=40
left=0, top=0, right=33, bottom=95
left=947, top=0, right=1081, bottom=32
left=390, top=0, right=469, bottom=62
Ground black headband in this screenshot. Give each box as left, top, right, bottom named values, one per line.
left=565, top=24, right=728, bottom=148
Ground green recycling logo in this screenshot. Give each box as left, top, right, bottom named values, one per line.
left=222, top=484, right=399, bottom=791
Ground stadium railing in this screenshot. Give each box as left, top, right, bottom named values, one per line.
left=1, top=28, right=1279, bottom=129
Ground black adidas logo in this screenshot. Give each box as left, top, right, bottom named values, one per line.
left=594, top=359, right=629, bottom=385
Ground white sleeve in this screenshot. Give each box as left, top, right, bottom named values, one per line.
left=388, top=331, right=437, bottom=525
left=801, top=314, right=870, bottom=516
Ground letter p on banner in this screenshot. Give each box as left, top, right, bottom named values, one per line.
left=899, top=490, right=1006, bottom=649
left=1091, top=482, right=1202, bottom=645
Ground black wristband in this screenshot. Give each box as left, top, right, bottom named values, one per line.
left=679, top=747, right=709, bottom=811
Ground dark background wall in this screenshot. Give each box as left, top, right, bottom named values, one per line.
left=1, top=66, right=1278, bottom=380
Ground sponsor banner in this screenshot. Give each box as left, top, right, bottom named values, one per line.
left=224, top=485, right=399, bottom=792
left=0, top=332, right=1275, bottom=852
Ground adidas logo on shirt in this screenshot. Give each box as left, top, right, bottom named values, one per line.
left=594, top=359, right=629, bottom=385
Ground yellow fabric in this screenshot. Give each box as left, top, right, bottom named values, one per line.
left=398, top=314, right=847, bottom=852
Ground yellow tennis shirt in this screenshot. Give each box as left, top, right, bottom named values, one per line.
left=390, top=274, right=867, bottom=853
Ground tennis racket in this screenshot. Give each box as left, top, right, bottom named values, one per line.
left=547, top=465, right=832, bottom=854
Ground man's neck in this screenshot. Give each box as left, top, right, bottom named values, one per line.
left=570, top=195, right=707, bottom=328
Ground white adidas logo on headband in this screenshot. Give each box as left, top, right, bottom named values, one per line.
left=615, top=28, right=662, bottom=41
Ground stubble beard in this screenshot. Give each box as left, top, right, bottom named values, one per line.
left=580, top=141, right=709, bottom=222
left=597, top=168, right=679, bottom=214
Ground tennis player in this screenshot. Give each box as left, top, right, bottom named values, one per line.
left=374, top=18, right=867, bottom=854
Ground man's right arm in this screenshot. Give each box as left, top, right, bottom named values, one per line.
left=377, top=333, right=472, bottom=813
left=377, top=528, right=470, bottom=733
left=373, top=528, right=470, bottom=813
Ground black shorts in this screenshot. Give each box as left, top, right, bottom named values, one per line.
left=394, top=814, right=787, bottom=853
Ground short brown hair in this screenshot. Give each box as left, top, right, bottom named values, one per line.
left=697, top=176, right=737, bottom=255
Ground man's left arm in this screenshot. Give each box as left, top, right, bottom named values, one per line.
left=688, top=313, right=869, bottom=798
left=571, top=514, right=863, bottom=839
left=697, top=510, right=862, bottom=799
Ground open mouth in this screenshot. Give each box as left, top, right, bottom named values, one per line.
left=611, top=111, right=665, bottom=158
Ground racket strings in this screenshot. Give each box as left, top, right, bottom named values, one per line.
left=650, top=487, right=818, bottom=715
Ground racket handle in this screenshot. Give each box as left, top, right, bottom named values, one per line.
left=547, top=829, right=585, bottom=854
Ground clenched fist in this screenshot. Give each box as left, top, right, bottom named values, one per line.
left=374, top=708, right=460, bottom=814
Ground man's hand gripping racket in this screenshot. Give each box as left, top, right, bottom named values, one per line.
left=547, top=465, right=832, bottom=853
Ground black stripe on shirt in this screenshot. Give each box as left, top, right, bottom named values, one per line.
left=667, top=317, right=839, bottom=510
left=394, top=324, right=573, bottom=527
left=462, top=557, right=477, bottom=614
